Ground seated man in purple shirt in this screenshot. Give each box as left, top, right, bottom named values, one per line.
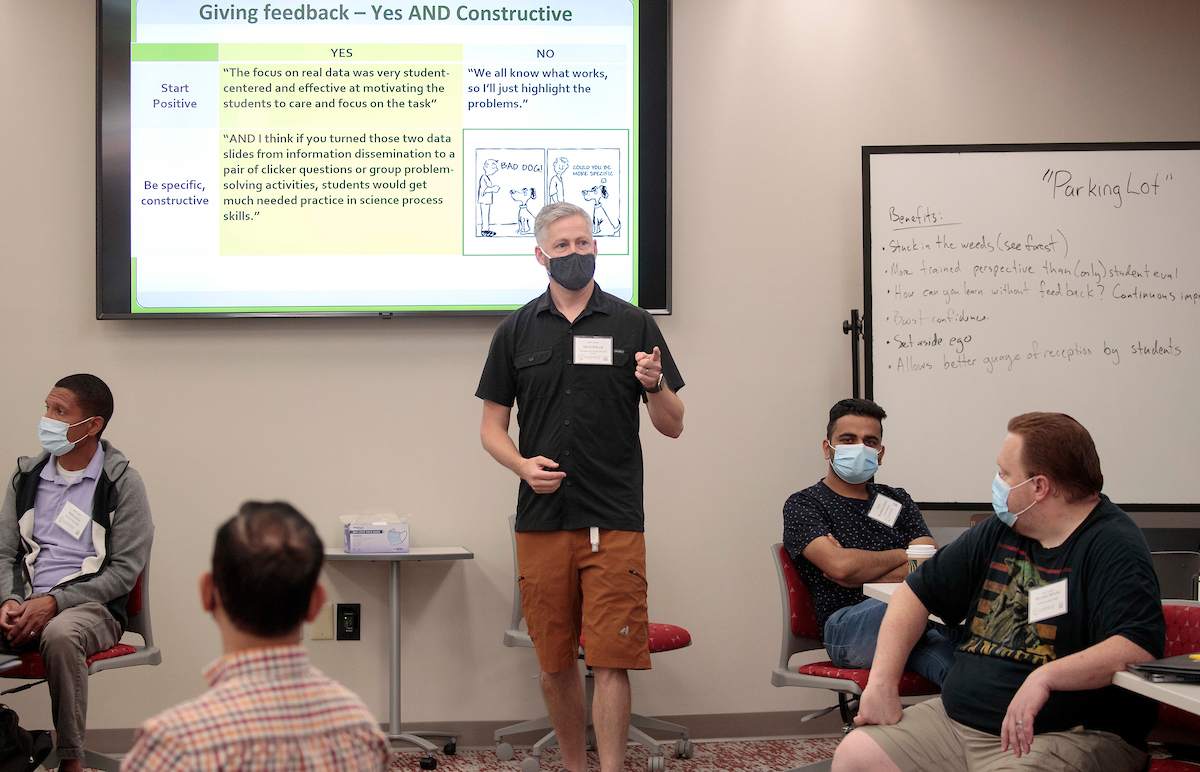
left=783, top=398, right=957, bottom=684
left=0, top=374, right=153, bottom=772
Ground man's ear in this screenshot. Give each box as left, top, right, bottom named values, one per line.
left=877, top=445, right=885, bottom=465
left=822, top=439, right=833, bottom=462
left=85, top=417, right=104, bottom=439
left=200, top=572, right=218, bottom=614
left=534, top=246, right=548, bottom=267
left=304, top=583, right=328, bottom=624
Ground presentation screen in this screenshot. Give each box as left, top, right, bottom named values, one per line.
left=97, top=0, right=670, bottom=317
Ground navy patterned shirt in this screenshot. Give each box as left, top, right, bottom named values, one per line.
left=782, top=480, right=930, bottom=635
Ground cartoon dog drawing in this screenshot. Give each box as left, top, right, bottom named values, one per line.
left=511, top=188, right=537, bottom=235
left=582, top=185, right=621, bottom=236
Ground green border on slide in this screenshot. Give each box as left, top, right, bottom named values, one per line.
left=128, top=0, right=642, bottom=314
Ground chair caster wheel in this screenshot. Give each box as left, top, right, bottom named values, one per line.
left=647, top=755, right=666, bottom=772
left=443, top=741, right=457, bottom=756
left=674, top=739, right=694, bottom=759
left=419, top=757, right=437, bottom=770
left=521, top=755, right=540, bottom=772
left=496, top=742, right=514, bottom=761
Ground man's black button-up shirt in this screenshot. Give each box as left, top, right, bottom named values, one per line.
left=476, top=285, right=684, bottom=532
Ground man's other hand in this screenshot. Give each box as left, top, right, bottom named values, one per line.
left=0, top=600, right=19, bottom=639
left=1000, top=669, right=1050, bottom=758
left=854, top=681, right=904, bottom=727
left=6, top=596, right=58, bottom=647
left=520, top=456, right=567, bottom=494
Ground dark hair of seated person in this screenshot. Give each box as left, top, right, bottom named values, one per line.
left=212, top=501, right=324, bottom=638
left=826, top=397, right=887, bottom=440
left=55, top=374, right=115, bottom=438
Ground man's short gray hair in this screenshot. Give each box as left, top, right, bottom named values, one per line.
left=534, top=202, right=590, bottom=246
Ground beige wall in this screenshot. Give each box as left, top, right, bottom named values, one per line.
left=1, top=0, right=1198, bottom=733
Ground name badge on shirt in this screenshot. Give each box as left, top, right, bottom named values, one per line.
left=573, top=336, right=613, bottom=365
left=867, top=494, right=902, bottom=527
left=54, top=502, right=90, bottom=540
left=1028, top=578, right=1068, bottom=623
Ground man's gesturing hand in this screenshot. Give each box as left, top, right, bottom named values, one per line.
left=1000, top=670, right=1050, bottom=758
left=520, top=456, right=567, bottom=494
left=634, top=346, right=664, bottom=390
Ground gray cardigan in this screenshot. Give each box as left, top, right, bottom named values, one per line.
left=0, top=440, right=153, bottom=630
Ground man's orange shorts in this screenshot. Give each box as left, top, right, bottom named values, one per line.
left=515, top=528, right=651, bottom=673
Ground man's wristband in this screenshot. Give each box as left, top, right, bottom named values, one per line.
left=645, top=372, right=665, bottom=394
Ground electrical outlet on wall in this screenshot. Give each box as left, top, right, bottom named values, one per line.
left=336, top=603, right=361, bottom=640
left=309, top=603, right=334, bottom=640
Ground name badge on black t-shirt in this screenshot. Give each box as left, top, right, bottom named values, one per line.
left=574, top=336, right=614, bottom=365
left=1029, top=578, right=1069, bottom=623
left=867, top=494, right=902, bottom=527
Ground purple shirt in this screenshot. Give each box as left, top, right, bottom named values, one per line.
left=31, top=446, right=103, bottom=593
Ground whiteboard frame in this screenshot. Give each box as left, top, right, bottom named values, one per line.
left=862, top=142, right=1200, bottom=512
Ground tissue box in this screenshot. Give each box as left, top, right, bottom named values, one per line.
left=340, top=514, right=409, bottom=553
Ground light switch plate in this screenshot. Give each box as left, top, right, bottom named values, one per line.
left=309, top=603, right=334, bottom=640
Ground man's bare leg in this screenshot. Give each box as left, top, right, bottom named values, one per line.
left=831, top=729, right=902, bottom=772
left=592, top=667, right=631, bottom=772
left=541, top=665, right=588, bottom=772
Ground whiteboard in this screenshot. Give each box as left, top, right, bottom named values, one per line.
left=864, top=144, right=1200, bottom=508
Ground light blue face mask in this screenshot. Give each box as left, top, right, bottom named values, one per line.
left=830, top=444, right=880, bottom=485
left=38, top=416, right=96, bottom=458
left=991, top=473, right=1035, bottom=527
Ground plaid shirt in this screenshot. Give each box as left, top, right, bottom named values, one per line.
left=123, top=645, right=390, bottom=771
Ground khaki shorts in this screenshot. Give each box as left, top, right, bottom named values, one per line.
left=515, top=528, right=651, bottom=672
left=856, top=698, right=1147, bottom=772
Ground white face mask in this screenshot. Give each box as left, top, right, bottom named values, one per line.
left=830, top=444, right=880, bottom=484
left=991, top=473, right=1035, bottom=527
left=38, top=416, right=96, bottom=457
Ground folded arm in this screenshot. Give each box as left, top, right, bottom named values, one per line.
left=804, top=535, right=934, bottom=588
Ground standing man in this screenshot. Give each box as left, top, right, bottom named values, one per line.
left=0, top=374, right=153, bottom=772
left=477, top=201, right=684, bottom=772
left=124, top=502, right=390, bottom=771
left=834, top=413, right=1165, bottom=772
left=783, top=398, right=956, bottom=684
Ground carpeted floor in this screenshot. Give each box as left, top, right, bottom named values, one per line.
left=387, top=738, right=841, bottom=772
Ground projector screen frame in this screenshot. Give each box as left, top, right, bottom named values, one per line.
left=96, top=0, right=672, bottom=319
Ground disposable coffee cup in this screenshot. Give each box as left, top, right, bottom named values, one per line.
left=906, top=544, right=937, bottom=574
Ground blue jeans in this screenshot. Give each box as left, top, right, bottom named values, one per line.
left=823, top=598, right=959, bottom=685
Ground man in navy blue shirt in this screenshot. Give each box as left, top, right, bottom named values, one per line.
left=783, top=398, right=956, bottom=684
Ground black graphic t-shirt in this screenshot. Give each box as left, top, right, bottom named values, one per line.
left=907, top=495, right=1165, bottom=747
left=783, top=481, right=930, bottom=635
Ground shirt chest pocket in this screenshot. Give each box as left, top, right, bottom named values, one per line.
left=574, top=350, right=633, bottom=399
left=514, top=348, right=556, bottom=399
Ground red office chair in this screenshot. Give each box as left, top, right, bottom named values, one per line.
left=1, top=566, right=161, bottom=772
left=770, top=543, right=939, bottom=733
left=1148, top=602, right=1200, bottom=771
left=495, top=516, right=694, bottom=772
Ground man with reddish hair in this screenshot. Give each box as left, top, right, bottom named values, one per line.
left=834, top=412, right=1165, bottom=772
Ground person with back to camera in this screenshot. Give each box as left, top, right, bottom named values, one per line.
left=0, top=374, right=152, bottom=772
left=123, top=501, right=390, bottom=771
left=783, top=398, right=957, bottom=685
left=833, top=412, right=1165, bottom=772
left=477, top=201, right=685, bottom=772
